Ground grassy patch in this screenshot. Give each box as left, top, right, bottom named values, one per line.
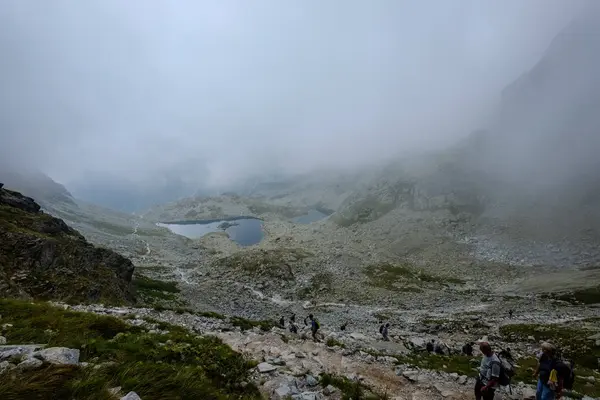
left=397, top=353, right=479, bottom=377
left=217, top=248, right=311, bottom=281
left=364, top=262, right=464, bottom=291
left=332, top=196, right=396, bottom=227
left=319, top=373, right=382, bottom=400
left=0, top=299, right=259, bottom=400
left=296, top=272, right=333, bottom=300
left=230, top=316, right=275, bottom=332
left=546, top=286, right=600, bottom=305
left=326, top=337, right=346, bottom=348
left=133, top=275, right=180, bottom=303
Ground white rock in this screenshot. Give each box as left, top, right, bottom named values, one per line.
left=16, top=357, right=43, bottom=371
left=0, top=336, right=6, bottom=345
left=274, top=384, right=292, bottom=399
left=306, top=374, right=318, bottom=387
left=449, top=372, right=459, bottom=380
left=257, top=362, right=278, bottom=373
left=0, top=360, right=16, bottom=374
left=350, top=332, right=370, bottom=341
left=457, top=375, right=468, bottom=385
left=323, top=385, right=337, bottom=395
left=33, top=347, right=80, bottom=365
left=402, top=370, right=419, bottom=382
left=108, top=386, right=122, bottom=396
left=121, top=392, right=142, bottom=400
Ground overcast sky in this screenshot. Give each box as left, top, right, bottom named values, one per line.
left=0, top=0, right=587, bottom=190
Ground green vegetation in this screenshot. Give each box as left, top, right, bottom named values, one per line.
left=319, top=373, right=383, bottom=400
left=217, top=248, right=312, bottom=281
left=364, top=262, right=464, bottom=291
left=332, top=197, right=396, bottom=227
left=0, top=299, right=260, bottom=400
left=545, top=286, right=600, bottom=305
left=326, top=337, right=346, bottom=348
left=247, top=202, right=306, bottom=218
left=296, top=272, right=333, bottom=300
left=230, top=316, right=275, bottom=332
left=397, top=353, right=479, bottom=377
left=133, top=275, right=180, bottom=303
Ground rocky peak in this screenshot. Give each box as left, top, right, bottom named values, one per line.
left=0, top=186, right=135, bottom=304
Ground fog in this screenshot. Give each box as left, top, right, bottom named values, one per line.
left=0, top=0, right=590, bottom=204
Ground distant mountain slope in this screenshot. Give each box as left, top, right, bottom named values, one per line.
left=0, top=165, right=77, bottom=208
left=0, top=185, right=135, bottom=303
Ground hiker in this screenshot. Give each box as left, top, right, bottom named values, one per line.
left=434, top=341, right=446, bottom=355
left=508, top=309, right=514, bottom=319
left=380, top=323, right=390, bottom=341
left=426, top=339, right=435, bottom=353
left=462, top=342, right=474, bottom=356
left=290, top=313, right=296, bottom=324
left=534, top=342, right=564, bottom=400
left=340, top=321, right=348, bottom=331
left=499, top=347, right=514, bottom=362
left=304, top=314, right=321, bottom=342
left=279, top=316, right=285, bottom=328
left=475, top=342, right=501, bottom=400
left=289, top=321, right=298, bottom=334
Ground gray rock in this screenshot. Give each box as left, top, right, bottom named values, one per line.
left=457, top=375, right=468, bottom=385
left=323, top=385, right=337, bottom=395
left=108, top=387, right=122, bottom=396
left=293, top=393, right=318, bottom=400
left=121, top=392, right=142, bottom=400
left=0, top=345, right=42, bottom=361
left=449, top=372, right=459, bottom=380
left=274, top=384, right=292, bottom=399
left=16, top=357, right=43, bottom=371
left=272, top=357, right=286, bottom=366
left=33, top=347, right=80, bottom=365
left=306, top=374, right=318, bottom=387
left=0, top=336, right=6, bottom=345
left=349, top=332, right=370, bottom=341
left=0, top=360, right=16, bottom=374
left=257, top=362, right=278, bottom=373
left=295, top=352, right=307, bottom=358
left=402, top=370, right=419, bottom=382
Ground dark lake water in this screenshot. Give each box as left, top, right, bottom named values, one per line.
left=157, top=217, right=263, bottom=246
left=293, top=209, right=329, bottom=224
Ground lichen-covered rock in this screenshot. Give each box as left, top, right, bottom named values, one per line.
left=33, top=347, right=80, bottom=365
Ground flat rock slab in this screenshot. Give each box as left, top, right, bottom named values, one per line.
left=121, top=392, right=142, bottom=400
left=16, top=357, right=43, bottom=371
left=257, top=362, right=278, bottom=373
left=33, top=347, right=80, bottom=365
left=0, top=345, right=45, bottom=361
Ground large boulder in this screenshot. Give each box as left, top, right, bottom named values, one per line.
left=33, top=347, right=80, bottom=365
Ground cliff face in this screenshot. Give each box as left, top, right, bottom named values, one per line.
left=0, top=186, right=135, bottom=304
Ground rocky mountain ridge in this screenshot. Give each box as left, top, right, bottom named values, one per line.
left=0, top=185, right=135, bottom=303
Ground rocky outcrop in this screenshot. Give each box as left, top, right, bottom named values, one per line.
left=0, top=187, right=135, bottom=303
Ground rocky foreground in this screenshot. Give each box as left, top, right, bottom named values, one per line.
left=2, top=299, right=599, bottom=399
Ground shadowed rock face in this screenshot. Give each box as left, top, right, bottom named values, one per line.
left=0, top=186, right=135, bottom=304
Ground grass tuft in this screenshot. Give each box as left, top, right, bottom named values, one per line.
left=0, top=299, right=260, bottom=400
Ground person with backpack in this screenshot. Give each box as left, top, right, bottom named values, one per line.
left=279, top=316, right=285, bottom=329
left=379, top=323, right=390, bottom=341
left=304, top=314, right=321, bottom=342
left=534, top=342, right=565, bottom=400
left=475, top=342, right=501, bottom=400
left=462, top=342, right=474, bottom=356
left=426, top=339, right=435, bottom=353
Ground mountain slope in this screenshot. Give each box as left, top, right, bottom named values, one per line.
left=0, top=185, right=135, bottom=303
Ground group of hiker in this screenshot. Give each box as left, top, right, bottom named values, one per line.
left=279, top=313, right=322, bottom=341
left=277, top=314, right=574, bottom=400
left=473, top=341, right=574, bottom=400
